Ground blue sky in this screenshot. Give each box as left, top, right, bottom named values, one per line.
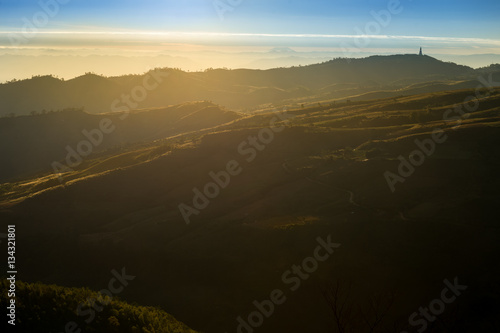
left=1, top=0, right=499, bottom=38
left=0, top=0, right=499, bottom=63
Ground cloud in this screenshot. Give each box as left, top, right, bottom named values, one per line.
left=0, top=31, right=498, bottom=54
left=1, top=30, right=499, bottom=46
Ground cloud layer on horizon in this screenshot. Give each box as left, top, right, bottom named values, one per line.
left=0, top=31, right=499, bottom=55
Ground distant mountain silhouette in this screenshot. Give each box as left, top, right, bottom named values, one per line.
left=268, top=47, right=297, bottom=54
left=245, top=55, right=332, bottom=69
left=0, top=55, right=491, bottom=116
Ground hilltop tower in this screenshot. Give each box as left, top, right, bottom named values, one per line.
left=419, top=47, right=423, bottom=56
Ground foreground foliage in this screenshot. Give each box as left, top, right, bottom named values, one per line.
left=0, top=280, right=197, bottom=333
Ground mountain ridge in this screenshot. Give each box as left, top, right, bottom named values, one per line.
left=0, top=54, right=491, bottom=116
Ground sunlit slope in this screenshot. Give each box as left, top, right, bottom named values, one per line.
left=2, top=87, right=500, bottom=216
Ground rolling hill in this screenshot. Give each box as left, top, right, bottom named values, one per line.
left=1, top=84, right=499, bottom=332
left=0, top=101, right=241, bottom=182
left=1, top=55, right=495, bottom=117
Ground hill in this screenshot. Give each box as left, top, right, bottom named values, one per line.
left=0, top=101, right=241, bottom=182
left=1, top=55, right=492, bottom=116
left=1, top=86, right=499, bottom=332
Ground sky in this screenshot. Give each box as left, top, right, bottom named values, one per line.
left=0, top=0, right=499, bottom=79
left=0, top=0, right=499, bottom=36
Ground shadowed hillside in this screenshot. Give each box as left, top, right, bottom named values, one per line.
left=1, top=86, right=499, bottom=333
left=0, top=101, right=241, bottom=182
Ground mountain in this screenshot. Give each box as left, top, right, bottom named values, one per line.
left=1, top=55, right=491, bottom=116
left=0, top=54, right=201, bottom=83
left=435, top=53, right=500, bottom=68
left=268, top=47, right=297, bottom=54
left=245, top=55, right=333, bottom=69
